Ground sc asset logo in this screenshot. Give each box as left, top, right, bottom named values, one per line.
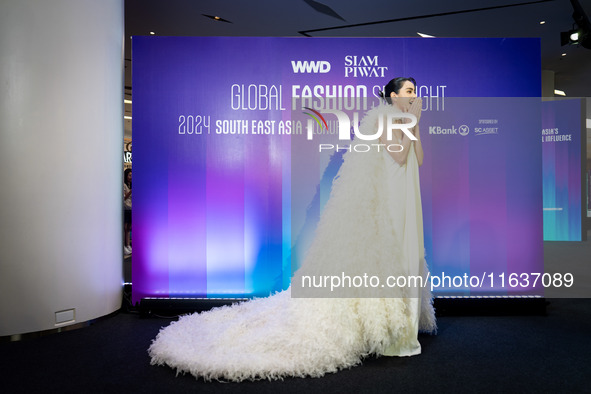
left=291, top=60, right=331, bottom=73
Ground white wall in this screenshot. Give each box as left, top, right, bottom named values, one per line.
left=0, top=0, right=124, bottom=336
left=541, top=70, right=555, bottom=98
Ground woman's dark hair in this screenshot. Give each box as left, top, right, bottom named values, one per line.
left=380, top=77, right=417, bottom=104
left=124, top=168, right=132, bottom=188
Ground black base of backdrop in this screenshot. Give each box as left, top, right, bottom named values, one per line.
left=138, top=297, right=247, bottom=317
left=136, top=294, right=547, bottom=318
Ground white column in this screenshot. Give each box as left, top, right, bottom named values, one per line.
left=542, top=70, right=555, bottom=98
left=0, top=0, right=124, bottom=336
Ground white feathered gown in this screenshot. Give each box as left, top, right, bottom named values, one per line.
left=148, top=104, right=437, bottom=381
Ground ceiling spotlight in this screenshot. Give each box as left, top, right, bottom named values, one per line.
left=150, top=32, right=155, bottom=35
left=554, top=89, right=566, bottom=96
left=540, top=21, right=546, bottom=24
left=561, top=28, right=583, bottom=45
left=202, top=14, right=232, bottom=23
left=560, top=0, right=591, bottom=49
left=417, top=32, right=436, bottom=38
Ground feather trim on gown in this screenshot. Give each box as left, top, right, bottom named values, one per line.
left=148, top=103, right=436, bottom=381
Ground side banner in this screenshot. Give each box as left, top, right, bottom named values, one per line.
left=542, top=99, right=584, bottom=241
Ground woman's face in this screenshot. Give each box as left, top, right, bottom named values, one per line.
left=390, top=80, right=416, bottom=110
left=127, top=172, right=132, bottom=182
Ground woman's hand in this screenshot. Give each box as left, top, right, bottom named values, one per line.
left=407, top=97, right=422, bottom=124
left=407, top=98, right=424, bottom=166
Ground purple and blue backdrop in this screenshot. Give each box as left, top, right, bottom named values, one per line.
left=541, top=99, right=584, bottom=241
left=132, top=37, right=542, bottom=303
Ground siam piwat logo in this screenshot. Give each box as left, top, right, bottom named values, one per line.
left=302, top=106, right=417, bottom=153
left=344, top=55, right=388, bottom=78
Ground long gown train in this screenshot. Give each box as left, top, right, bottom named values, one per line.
left=148, top=104, right=437, bottom=381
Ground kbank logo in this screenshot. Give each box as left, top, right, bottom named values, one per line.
left=291, top=60, right=331, bottom=73
left=429, top=125, right=470, bottom=136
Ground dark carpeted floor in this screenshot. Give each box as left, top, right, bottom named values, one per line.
left=1, top=298, right=590, bottom=393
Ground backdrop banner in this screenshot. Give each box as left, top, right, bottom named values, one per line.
left=132, top=37, right=542, bottom=302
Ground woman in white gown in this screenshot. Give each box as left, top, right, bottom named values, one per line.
left=148, top=77, right=436, bottom=381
